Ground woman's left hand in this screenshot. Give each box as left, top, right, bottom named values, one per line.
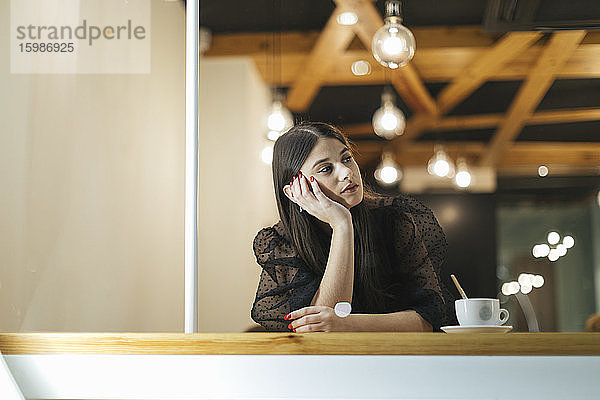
left=285, top=306, right=349, bottom=333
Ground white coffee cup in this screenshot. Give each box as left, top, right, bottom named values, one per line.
left=455, top=298, right=509, bottom=326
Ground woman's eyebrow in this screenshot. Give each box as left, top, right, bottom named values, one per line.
left=311, top=157, right=330, bottom=169
left=311, top=147, right=350, bottom=169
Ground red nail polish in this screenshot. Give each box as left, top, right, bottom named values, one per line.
left=299, top=172, right=302, bottom=178
left=288, top=323, right=293, bottom=330
left=284, top=314, right=290, bottom=320
left=293, top=329, right=296, bottom=333
left=310, top=176, right=314, bottom=182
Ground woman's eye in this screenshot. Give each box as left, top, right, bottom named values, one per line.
left=342, top=155, right=352, bottom=163
left=318, top=165, right=332, bottom=173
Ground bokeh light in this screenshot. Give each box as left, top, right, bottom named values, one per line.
left=547, top=231, right=560, bottom=245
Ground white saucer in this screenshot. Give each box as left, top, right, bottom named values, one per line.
left=441, top=325, right=513, bottom=333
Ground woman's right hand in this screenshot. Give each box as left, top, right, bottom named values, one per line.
left=283, top=173, right=351, bottom=229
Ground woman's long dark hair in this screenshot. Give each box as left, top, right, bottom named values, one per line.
left=272, top=122, right=392, bottom=311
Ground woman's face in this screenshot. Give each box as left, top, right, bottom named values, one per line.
left=299, top=137, right=364, bottom=209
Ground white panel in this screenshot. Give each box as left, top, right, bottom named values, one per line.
left=4, top=354, right=599, bottom=399
left=0, top=352, right=25, bottom=400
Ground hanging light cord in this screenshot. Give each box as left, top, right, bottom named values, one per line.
left=275, top=0, right=282, bottom=91
left=266, top=0, right=283, bottom=100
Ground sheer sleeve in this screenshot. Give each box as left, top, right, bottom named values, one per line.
left=250, top=224, right=320, bottom=331
left=389, top=195, right=457, bottom=331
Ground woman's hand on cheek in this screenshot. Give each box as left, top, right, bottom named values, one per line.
left=283, top=174, right=351, bottom=229
left=285, top=306, right=349, bottom=333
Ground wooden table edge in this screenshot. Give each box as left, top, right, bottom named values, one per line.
left=1, top=332, right=599, bottom=355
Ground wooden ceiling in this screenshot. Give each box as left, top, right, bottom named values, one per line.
left=202, top=0, right=600, bottom=177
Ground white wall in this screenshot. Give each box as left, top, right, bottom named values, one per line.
left=0, top=0, right=277, bottom=332
left=198, top=57, right=277, bottom=332
left=0, top=0, right=186, bottom=332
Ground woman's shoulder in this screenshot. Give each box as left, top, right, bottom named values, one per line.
left=366, top=193, right=443, bottom=244
left=254, top=221, right=285, bottom=242
left=253, top=221, right=295, bottom=260
left=366, top=192, right=434, bottom=218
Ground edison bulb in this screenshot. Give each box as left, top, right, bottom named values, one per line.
left=267, top=101, right=293, bottom=133
left=454, top=158, right=472, bottom=188
left=427, top=146, right=455, bottom=178
left=372, top=20, right=415, bottom=69
left=381, top=111, right=399, bottom=130
left=372, top=94, right=405, bottom=139
left=381, top=166, right=399, bottom=183
left=433, top=159, right=450, bottom=177
left=375, top=152, right=402, bottom=185
left=455, top=170, right=471, bottom=188
left=382, top=35, right=405, bottom=56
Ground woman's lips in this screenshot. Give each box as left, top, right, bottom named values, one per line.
left=342, top=184, right=359, bottom=194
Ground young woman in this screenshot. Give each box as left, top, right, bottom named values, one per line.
left=251, top=122, right=456, bottom=332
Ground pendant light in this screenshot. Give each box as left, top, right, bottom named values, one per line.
left=454, top=157, right=472, bottom=188
left=267, top=91, right=294, bottom=138
left=262, top=93, right=293, bottom=165
left=265, top=0, right=293, bottom=141
left=371, top=0, right=416, bottom=69
left=372, top=88, right=406, bottom=139
left=427, top=144, right=455, bottom=178
left=374, top=151, right=403, bottom=185
left=262, top=0, right=294, bottom=164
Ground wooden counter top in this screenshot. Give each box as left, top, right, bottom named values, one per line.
left=1, top=332, right=599, bottom=355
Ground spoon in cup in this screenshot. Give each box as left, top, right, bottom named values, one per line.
left=450, top=274, right=468, bottom=299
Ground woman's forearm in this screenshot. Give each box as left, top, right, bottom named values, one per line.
left=344, top=310, right=433, bottom=332
left=311, top=219, right=354, bottom=307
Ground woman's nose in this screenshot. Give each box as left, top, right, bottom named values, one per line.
left=338, top=164, right=352, bottom=181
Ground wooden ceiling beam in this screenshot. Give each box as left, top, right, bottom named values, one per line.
left=285, top=7, right=356, bottom=111
left=246, top=44, right=600, bottom=85
left=396, top=31, right=543, bottom=149
left=334, top=0, right=438, bottom=115
left=207, top=32, right=600, bottom=85
left=342, top=107, right=600, bottom=137
left=436, top=32, right=543, bottom=115
left=479, top=31, right=587, bottom=167
left=353, top=142, right=600, bottom=168
left=390, top=68, right=438, bottom=115
left=205, top=28, right=600, bottom=58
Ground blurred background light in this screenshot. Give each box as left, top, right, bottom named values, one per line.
left=337, top=11, right=358, bottom=25
left=351, top=60, right=371, bottom=76
left=547, top=231, right=560, bottom=245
